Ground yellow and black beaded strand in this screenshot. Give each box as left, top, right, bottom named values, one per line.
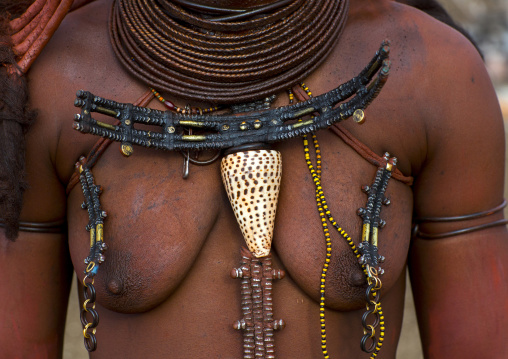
left=294, top=83, right=386, bottom=359
left=304, top=133, right=386, bottom=359
left=303, top=134, right=352, bottom=358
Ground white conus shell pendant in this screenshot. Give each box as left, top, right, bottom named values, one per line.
left=221, top=150, right=282, bottom=258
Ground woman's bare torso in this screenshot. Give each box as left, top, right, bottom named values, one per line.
left=26, top=1, right=442, bottom=357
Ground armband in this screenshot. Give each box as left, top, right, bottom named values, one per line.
left=414, top=200, right=508, bottom=239
left=0, top=219, right=66, bottom=234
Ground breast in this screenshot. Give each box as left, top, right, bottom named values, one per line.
left=271, top=133, right=414, bottom=311
left=67, top=147, right=225, bottom=313
left=67, top=126, right=413, bottom=315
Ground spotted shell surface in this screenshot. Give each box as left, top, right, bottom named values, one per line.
left=221, top=150, right=282, bottom=258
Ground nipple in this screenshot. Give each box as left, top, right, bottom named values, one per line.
left=350, top=270, right=366, bottom=287
left=107, top=279, right=124, bottom=295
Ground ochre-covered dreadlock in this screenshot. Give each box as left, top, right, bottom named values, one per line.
left=0, top=1, right=37, bottom=240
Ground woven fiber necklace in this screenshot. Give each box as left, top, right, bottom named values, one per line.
left=109, top=0, right=349, bottom=103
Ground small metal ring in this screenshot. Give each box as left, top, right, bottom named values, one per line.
left=83, top=282, right=96, bottom=301
left=180, top=150, right=221, bottom=165
left=373, top=302, right=381, bottom=314
left=367, top=265, right=378, bottom=278
left=80, top=307, right=100, bottom=328
left=86, top=261, right=96, bottom=273
left=367, top=300, right=381, bottom=313
left=84, top=332, right=97, bottom=352
left=82, top=298, right=96, bottom=311
left=362, top=309, right=380, bottom=329
left=360, top=332, right=377, bottom=353
left=372, top=276, right=382, bottom=291
left=83, top=323, right=93, bottom=338
left=83, top=299, right=90, bottom=311
left=83, top=274, right=95, bottom=288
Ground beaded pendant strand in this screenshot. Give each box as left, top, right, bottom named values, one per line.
left=294, top=83, right=389, bottom=359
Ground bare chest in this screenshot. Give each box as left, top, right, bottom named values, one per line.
left=66, top=128, right=413, bottom=314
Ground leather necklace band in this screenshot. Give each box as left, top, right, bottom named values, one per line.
left=109, top=0, right=349, bottom=104
left=73, top=42, right=391, bottom=153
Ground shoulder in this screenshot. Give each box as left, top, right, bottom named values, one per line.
left=377, top=5, right=505, bottom=214
left=391, top=3, right=502, bottom=151
left=341, top=1, right=490, bottom=120
left=28, top=0, right=116, bottom=100
left=385, top=2, right=486, bottom=91
left=334, top=1, right=504, bottom=194
left=391, top=3, right=500, bottom=168
left=26, top=0, right=141, bottom=183
left=331, top=2, right=497, bottom=174
left=370, top=1, right=484, bottom=81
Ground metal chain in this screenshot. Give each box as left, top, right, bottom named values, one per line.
left=360, top=265, right=385, bottom=357
left=81, top=271, right=99, bottom=352
left=77, top=159, right=107, bottom=352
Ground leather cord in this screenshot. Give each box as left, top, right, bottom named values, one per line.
left=291, top=84, right=414, bottom=186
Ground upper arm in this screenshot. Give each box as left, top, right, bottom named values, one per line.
left=408, top=18, right=508, bottom=359
left=0, top=57, right=73, bottom=357
left=0, top=232, right=73, bottom=357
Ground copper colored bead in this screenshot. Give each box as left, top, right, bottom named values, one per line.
left=231, top=268, right=243, bottom=278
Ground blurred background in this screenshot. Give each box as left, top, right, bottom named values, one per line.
left=63, top=1, right=508, bottom=357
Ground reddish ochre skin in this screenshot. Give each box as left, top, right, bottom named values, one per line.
left=1, top=1, right=508, bottom=358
